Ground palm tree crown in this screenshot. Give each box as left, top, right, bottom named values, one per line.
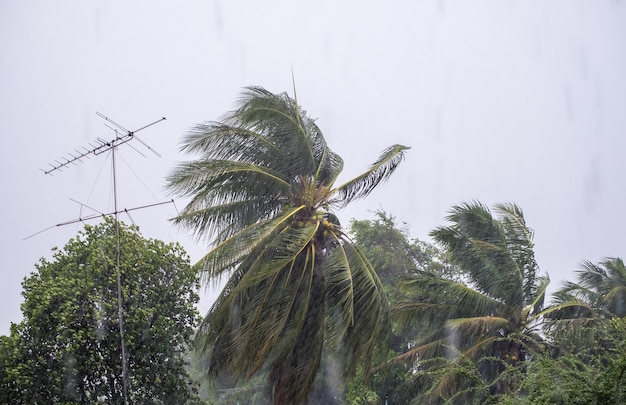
left=561, top=257, right=626, bottom=318
left=167, top=86, right=408, bottom=404
left=544, top=257, right=626, bottom=349
left=393, top=201, right=549, bottom=403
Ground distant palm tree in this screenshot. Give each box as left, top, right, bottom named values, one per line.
left=392, top=202, right=550, bottom=404
left=544, top=257, right=626, bottom=350
left=559, top=257, right=626, bottom=317
left=167, top=86, right=408, bottom=404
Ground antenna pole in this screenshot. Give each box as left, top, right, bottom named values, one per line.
left=37, top=113, right=166, bottom=403
left=112, top=146, right=129, bottom=405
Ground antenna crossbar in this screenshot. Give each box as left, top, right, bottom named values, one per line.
left=23, top=200, right=175, bottom=240
left=41, top=113, right=166, bottom=175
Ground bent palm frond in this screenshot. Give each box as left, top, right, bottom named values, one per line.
left=332, top=144, right=409, bottom=207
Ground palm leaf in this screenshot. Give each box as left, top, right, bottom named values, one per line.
left=397, top=274, right=502, bottom=327
left=332, top=144, right=409, bottom=207
left=446, top=316, right=510, bottom=338
left=522, top=275, right=549, bottom=321
left=193, top=206, right=304, bottom=283
left=430, top=202, right=524, bottom=307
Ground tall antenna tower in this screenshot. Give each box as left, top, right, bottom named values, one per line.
left=41, top=112, right=167, bottom=405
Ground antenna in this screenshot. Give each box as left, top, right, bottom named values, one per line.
left=38, top=112, right=167, bottom=405
left=41, top=113, right=165, bottom=174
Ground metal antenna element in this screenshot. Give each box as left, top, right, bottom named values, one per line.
left=37, top=112, right=167, bottom=405
left=23, top=200, right=174, bottom=241
left=41, top=113, right=165, bottom=175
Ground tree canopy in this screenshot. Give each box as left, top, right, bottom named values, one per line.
left=0, top=218, right=200, bottom=404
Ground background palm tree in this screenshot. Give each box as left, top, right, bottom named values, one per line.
left=544, top=257, right=626, bottom=352
left=167, top=86, right=408, bottom=404
left=557, top=257, right=626, bottom=318
left=392, top=202, right=550, bottom=404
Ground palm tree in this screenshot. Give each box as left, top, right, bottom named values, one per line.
left=166, top=86, right=409, bottom=404
left=392, top=202, right=550, bottom=404
left=544, top=257, right=626, bottom=351
left=559, top=257, right=626, bottom=318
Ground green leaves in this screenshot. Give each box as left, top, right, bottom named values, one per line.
left=1, top=218, right=200, bottom=404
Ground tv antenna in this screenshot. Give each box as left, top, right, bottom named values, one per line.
left=37, top=112, right=168, bottom=405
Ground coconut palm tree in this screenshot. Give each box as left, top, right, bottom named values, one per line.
left=544, top=257, right=626, bottom=352
left=558, top=257, right=626, bottom=318
left=166, top=86, right=408, bottom=404
left=392, top=202, right=550, bottom=404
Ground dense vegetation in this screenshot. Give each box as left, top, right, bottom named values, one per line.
left=347, top=208, right=626, bottom=405
left=2, top=87, right=624, bottom=404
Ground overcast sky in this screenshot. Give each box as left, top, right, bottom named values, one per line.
left=2, top=1, right=625, bottom=336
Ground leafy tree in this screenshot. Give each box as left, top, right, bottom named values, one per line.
left=392, top=202, right=552, bottom=404
left=166, top=86, right=409, bottom=404
left=349, top=210, right=461, bottom=303
left=499, top=317, right=626, bottom=405
left=0, top=218, right=201, bottom=404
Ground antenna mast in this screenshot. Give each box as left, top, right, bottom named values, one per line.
left=41, top=112, right=167, bottom=405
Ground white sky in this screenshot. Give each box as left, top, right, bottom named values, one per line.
left=2, top=1, right=625, bottom=335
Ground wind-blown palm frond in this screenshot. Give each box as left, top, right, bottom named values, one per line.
left=494, top=203, right=538, bottom=302
left=396, top=273, right=501, bottom=327
left=167, top=86, right=407, bottom=404
left=430, top=202, right=526, bottom=308
left=523, top=275, right=550, bottom=322
left=332, top=144, right=409, bottom=207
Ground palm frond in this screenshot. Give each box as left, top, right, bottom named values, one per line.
left=193, top=206, right=304, bottom=284
left=332, top=144, right=409, bottom=207
left=603, top=285, right=626, bottom=317
left=494, top=202, right=539, bottom=303
left=179, top=122, right=286, bottom=162
left=556, top=257, right=626, bottom=318
left=396, top=273, right=501, bottom=328
left=446, top=316, right=510, bottom=338
left=391, top=338, right=449, bottom=366
left=324, top=237, right=387, bottom=371
left=169, top=160, right=292, bottom=241
left=232, top=86, right=320, bottom=177
left=430, top=202, right=525, bottom=307
left=196, top=224, right=320, bottom=373
left=523, top=275, right=549, bottom=321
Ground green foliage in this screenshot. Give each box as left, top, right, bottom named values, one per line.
left=346, top=370, right=380, bottom=405
left=348, top=211, right=454, bottom=402
left=0, top=218, right=201, bottom=404
left=498, top=318, right=626, bottom=404
left=544, top=257, right=626, bottom=349
left=349, top=210, right=460, bottom=294
left=167, top=86, right=408, bottom=404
